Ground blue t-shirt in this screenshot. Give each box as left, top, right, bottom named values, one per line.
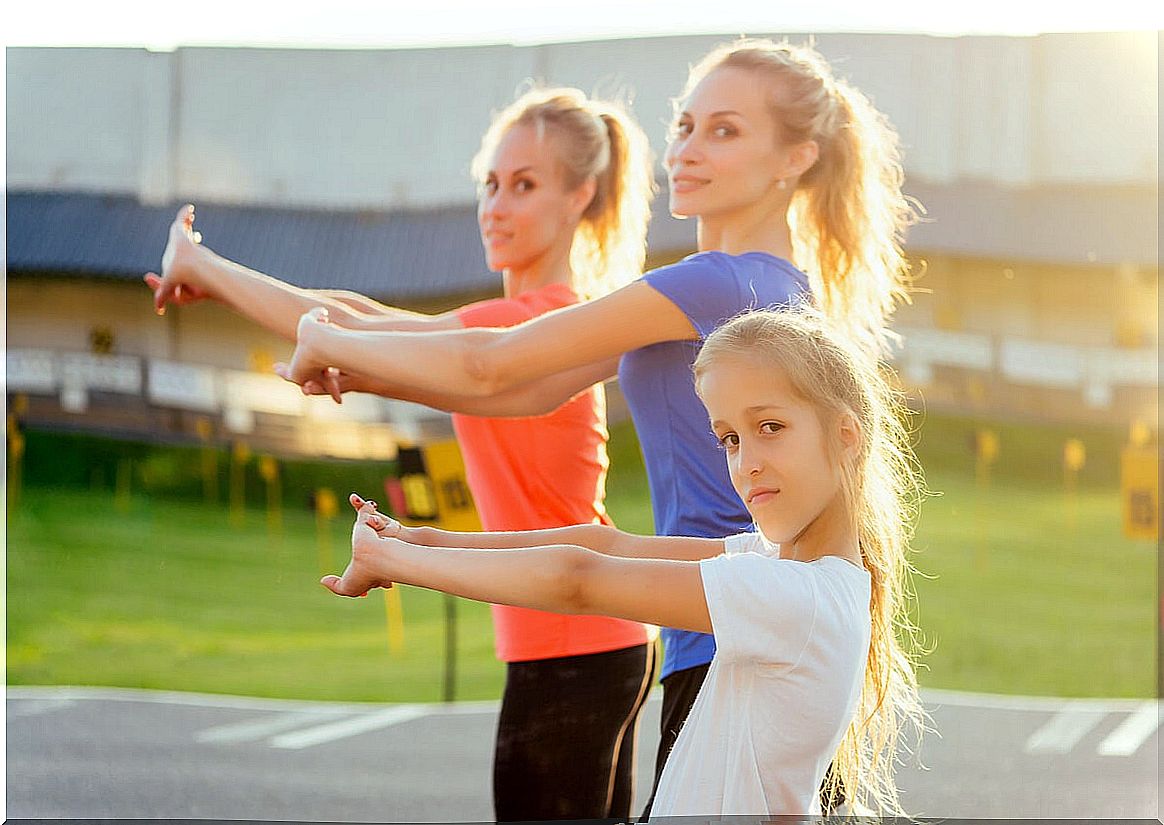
left=617, top=250, right=810, bottom=679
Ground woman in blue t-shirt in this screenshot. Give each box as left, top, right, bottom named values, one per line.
left=277, top=38, right=920, bottom=814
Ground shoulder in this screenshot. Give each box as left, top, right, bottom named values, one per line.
left=643, top=251, right=734, bottom=288
left=457, top=283, right=579, bottom=329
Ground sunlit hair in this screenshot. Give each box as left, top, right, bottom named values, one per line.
left=471, top=87, right=656, bottom=298
left=693, top=307, right=928, bottom=816
left=680, top=39, right=921, bottom=355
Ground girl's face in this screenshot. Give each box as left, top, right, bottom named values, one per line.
left=664, top=66, right=788, bottom=220
left=477, top=124, right=584, bottom=273
left=699, top=352, right=852, bottom=550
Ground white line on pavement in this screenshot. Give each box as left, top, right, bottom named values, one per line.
left=1097, top=702, right=1161, bottom=757
left=197, top=708, right=353, bottom=744
left=268, top=705, right=429, bottom=749
left=1024, top=708, right=1107, bottom=754
left=7, top=697, right=76, bottom=717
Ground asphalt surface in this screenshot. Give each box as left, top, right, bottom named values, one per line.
left=6, top=685, right=1160, bottom=821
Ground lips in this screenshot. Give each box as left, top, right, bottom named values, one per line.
left=670, top=175, right=708, bottom=194
left=746, top=487, right=779, bottom=505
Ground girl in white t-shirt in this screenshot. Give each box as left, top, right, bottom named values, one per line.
left=325, top=308, right=926, bottom=817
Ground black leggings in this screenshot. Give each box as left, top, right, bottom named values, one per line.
left=493, top=642, right=655, bottom=821
left=640, top=661, right=846, bottom=819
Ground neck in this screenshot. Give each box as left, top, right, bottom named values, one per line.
left=696, top=192, right=795, bottom=260
left=778, top=493, right=860, bottom=565
left=502, top=240, right=576, bottom=298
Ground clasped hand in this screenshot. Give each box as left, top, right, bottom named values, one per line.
left=272, top=308, right=347, bottom=404
left=321, top=493, right=404, bottom=597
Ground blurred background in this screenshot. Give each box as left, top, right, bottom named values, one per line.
left=5, top=14, right=1160, bottom=708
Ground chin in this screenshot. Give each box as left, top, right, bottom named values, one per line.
left=668, top=197, right=698, bottom=219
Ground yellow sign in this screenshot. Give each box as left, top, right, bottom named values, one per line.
left=420, top=440, right=482, bottom=532
left=1121, top=446, right=1159, bottom=541
left=394, top=440, right=481, bottom=532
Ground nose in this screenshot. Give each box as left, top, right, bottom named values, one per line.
left=666, top=134, right=701, bottom=170
left=479, top=190, right=507, bottom=224
left=735, top=437, right=763, bottom=478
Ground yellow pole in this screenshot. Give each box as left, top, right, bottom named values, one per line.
left=195, top=417, right=218, bottom=506
left=383, top=588, right=405, bottom=654
left=973, top=429, right=999, bottom=571
left=7, top=416, right=24, bottom=513
left=258, top=455, right=282, bottom=540
left=1063, top=438, right=1086, bottom=531
left=314, top=487, right=339, bottom=575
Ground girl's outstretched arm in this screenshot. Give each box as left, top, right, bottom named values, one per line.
left=347, top=494, right=724, bottom=561
left=325, top=500, right=714, bottom=634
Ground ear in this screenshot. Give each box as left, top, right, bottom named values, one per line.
left=836, top=410, right=862, bottom=463
left=569, top=175, right=599, bottom=219
left=785, top=139, right=820, bottom=179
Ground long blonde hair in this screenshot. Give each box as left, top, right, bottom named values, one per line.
left=693, top=307, right=928, bottom=816
left=471, top=87, right=656, bottom=298
left=682, top=39, right=921, bottom=355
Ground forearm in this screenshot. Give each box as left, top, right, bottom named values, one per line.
left=343, top=356, right=616, bottom=416
left=192, top=247, right=373, bottom=339
left=389, top=540, right=590, bottom=614
left=386, top=540, right=711, bottom=631
left=401, top=522, right=615, bottom=553
left=400, top=522, right=722, bottom=561
left=316, top=291, right=464, bottom=332
left=308, top=324, right=504, bottom=397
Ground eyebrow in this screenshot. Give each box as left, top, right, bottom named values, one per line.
left=709, top=406, right=787, bottom=427
left=678, top=109, right=744, bottom=119
left=485, top=165, right=537, bottom=178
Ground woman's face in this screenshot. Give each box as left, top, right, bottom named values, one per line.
left=477, top=124, right=581, bottom=273
left=664, top=66, right=788, bottom=220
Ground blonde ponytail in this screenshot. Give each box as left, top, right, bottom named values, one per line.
left=684, top=39, right=921, bottom=355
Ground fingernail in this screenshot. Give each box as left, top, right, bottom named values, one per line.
left=156, top=307, right=165, bottom=316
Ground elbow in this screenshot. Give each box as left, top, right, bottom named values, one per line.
left=555, top=547, right=599, bottom=615
left=460, top=330, right=524, bottom=398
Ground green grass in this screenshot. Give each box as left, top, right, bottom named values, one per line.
left=5, top=414, right=1158, bottom=700
left=6, top=489, right=504, bottom=702
left=911, top=470, right=1156, bottom=697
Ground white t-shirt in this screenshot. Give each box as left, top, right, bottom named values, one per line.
left=650, top=532, right=872, bottom=818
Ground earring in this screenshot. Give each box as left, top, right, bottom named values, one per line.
left=776, top=178, right=787, bottom=190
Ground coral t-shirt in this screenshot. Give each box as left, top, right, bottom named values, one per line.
left=454, top=282, right=648, bottom=662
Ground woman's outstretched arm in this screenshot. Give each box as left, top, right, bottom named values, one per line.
left=289, top=356, right=621, bottom=417
left=146, top=205, right=463, bottom=339
left=283, top=278, right=699, bottom=400
left=326, top=500, right=715, bottom=634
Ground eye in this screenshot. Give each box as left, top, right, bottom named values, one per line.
left=514, top=178, right=535, bottom=193
left=479, top=178, right=498, bottom=196
left=715, top=431, right=740, bottom=450
left=712, top=123, right=738, bottom=138
left=670, top=119, right=693, bottom=139
left=759, top=421, right=784, bottom=435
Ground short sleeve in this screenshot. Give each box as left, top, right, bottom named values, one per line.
left=698, top=553, right=817, bottom=665
left=455, top=283, right=578, bottom=330
left=642, top=253, right=806, bottom=339
left=723, top=531, right=764, bottom=557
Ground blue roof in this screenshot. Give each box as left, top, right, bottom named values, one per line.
left=5, top=190, right=497, bottom=300
left=6, top=190, right=697, bottom=300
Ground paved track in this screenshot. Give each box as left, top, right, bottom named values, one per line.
left=6, top=686, right=1160, bottom=820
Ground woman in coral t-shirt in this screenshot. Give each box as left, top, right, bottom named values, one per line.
left=148, top=87, right=657, bottom=821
